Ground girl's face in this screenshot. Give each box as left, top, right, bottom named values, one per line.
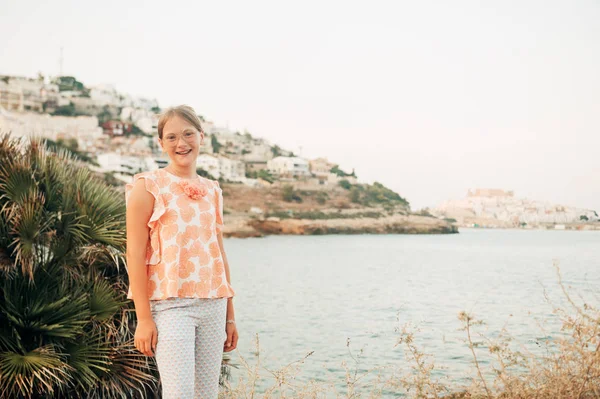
left=159, top=114, right=203, bottom=167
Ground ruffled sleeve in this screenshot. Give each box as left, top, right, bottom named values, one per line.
left=125, top=172, right=166, bottom=265
left=214, top=180, right=224, bottom=230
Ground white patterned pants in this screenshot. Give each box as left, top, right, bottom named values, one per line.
left=150, top=297, right=228, bottom=399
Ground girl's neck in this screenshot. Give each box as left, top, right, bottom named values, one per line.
left=165, top=165, right=197, bottom=179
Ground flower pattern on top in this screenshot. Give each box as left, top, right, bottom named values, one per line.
left=179, top=179, right=209, bottom=200
left=124, top=168, right=233, bottom=300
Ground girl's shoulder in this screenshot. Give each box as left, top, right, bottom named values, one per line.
left=141, top=168, right=162, bottom=178
left=125, top=170, right=162, bottom=205
left=198, top=176, right=221, bottom=192
left=130, top=169, right=160, bottom=183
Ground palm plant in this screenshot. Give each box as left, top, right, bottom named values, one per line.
left=0, top=133, right=158, bottom=398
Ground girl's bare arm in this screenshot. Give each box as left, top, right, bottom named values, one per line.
left=125, top=178, right=154, bottom=322
left=217, top=230, right=235, bottom=321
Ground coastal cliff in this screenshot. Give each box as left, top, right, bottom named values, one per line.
left=219, top=183, right=458, bottom=238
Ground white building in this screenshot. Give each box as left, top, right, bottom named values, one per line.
left=0, top=77, right=46, bottom=112
left=267, top=156, right=310, bottom=177
left=196, top=154, right=220, bottom=179
left=200, top=120, right=216, bottom=134
left=196, top=154, right=246, bottom=182
left=241, top=139, right=273, bottom=162
left=0, top=81, right=23, bottom=112
left=309, top=157, right=334, bottom=177
left=0, top=109, right=102, bottom=151
left=216, top=129, right=245, bottom=156
left=90, top=84, right=121, bottom=106
left=95, top=152, right=157, bottom=181
left=120, top=106, right=159, bottom=135
left=136, top=116, right=158, bottom=136
left=219, top=155, right=245, bottom=182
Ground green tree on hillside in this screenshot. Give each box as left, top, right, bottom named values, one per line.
left=282, top=185, right=302, bottom=202
left=257, top=170, right=274, bottom=183
left=349, top=186, right=361, bottom=203
left=316, top=191, right=328, bottom=205
left=282, top=185, right=294, bottom=202
left=211, top=135, right=222, bottom=153
left=51, top=101, right=77, bottom=116
left=330, top=165, right=356, bottom=178
left=53, top=76, right=87, bottom=93
left=338, top=179, right=352, bottom=190
left=196, top=167, right=217, bottom=180
left=271, top=145, right=282, bottom=157
left=97, top=105, right=114, bottom=124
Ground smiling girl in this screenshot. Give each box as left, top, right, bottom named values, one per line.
left=125, top=105, right=238, bottom=398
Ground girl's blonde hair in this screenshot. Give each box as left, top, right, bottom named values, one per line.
left=157, top=105, right=204, bottom=139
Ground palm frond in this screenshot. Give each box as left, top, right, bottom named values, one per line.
left=89, top=278, right=125, bottom=322
left=0, top=344, right=72, bottom=398
left=89, top=339, right=158, bottom=399
left=63, top=332, right=112, bottom=393
left=1, top=276, right=89, bottom=345
left=0, top=317, right=19, bottom=353
left=78, top=244, right=126, bottom=275
left=0, top=151, right=37, bottom=206
left=0, top=133, right=25, bottom=164
left=5, top=190, right=52, bottom=278
left=69, top=168, right=126, bottom=248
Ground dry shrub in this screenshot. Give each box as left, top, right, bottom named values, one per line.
left=220, top=263, right=600, bottom=398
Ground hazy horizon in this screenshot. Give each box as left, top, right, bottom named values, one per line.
left=2, top=0, right=598, bottom=211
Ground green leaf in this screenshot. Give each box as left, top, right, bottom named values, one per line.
left=0, top=345, right=72, bottom=398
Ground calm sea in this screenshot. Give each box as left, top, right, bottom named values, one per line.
left=223, top=229, right=600, bottom=396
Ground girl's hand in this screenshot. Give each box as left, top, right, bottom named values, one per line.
left=135, top=318, right=158, bottom=356
left=224, top=323, right=238, bottom=352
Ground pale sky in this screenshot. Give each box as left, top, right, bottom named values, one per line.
left=2, top=0, right=599, bottom=210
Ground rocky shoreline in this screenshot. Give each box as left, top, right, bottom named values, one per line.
left=222, top=214, right=459, bottom=238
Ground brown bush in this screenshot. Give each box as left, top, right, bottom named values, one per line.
left=220, top=262, right=600, bottom=398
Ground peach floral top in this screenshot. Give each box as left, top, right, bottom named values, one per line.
left=125, top=168, right=235, bottom=301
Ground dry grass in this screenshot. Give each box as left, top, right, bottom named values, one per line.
left=219, top=263, right=600, bottom=398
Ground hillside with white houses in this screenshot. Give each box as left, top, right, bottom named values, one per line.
left=0, top=73, right=357, bottom=189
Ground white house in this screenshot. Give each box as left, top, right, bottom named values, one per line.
left=196, top=154, right=246, bottom=182
left=0, top=77, right=45, bottom=112
left=241, top=140, right=274, bottom=162
left=267, top=156, right=310, bottom=177
left=0, top=81, right=25, bottom=112
left=90, top=84, right=121, bottom=106
left=196, top=154, right=220, bottom=178
left=200, top=120, right=216, bottom=134
left=95, top=152, right=157, bottom=182
left=309, top=157, right=335, bottom=178
left=120, top=107, right=159, bottom=135
left=219, top=155, right=245, bottom=182
left=0, top=110, right=102, bottom=150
